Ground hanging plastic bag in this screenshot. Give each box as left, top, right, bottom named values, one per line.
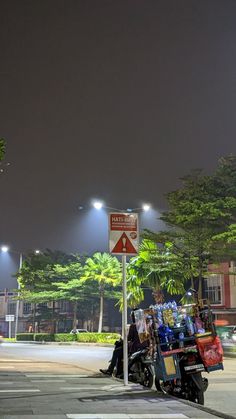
left=196, top=335, right=223, bottom=367
left=134, top=309, right=149, bottom=343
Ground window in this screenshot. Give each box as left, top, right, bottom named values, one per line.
left=58, top=300, right=69, bottom=312
left=23, top=303, right=31, bottom=314
left=8, top=302, right=16, bottom=315
left=204, top=274, right=223, bottom=305
left=38, top=302, right=47, bottom=309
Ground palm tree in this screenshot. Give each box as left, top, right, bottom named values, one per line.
left=126, top=239, right=193, bottom=305
left=82, top=252, right=122, bottom=332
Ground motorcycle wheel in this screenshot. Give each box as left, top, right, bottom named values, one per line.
left=190, top=388, right=204, bottom=405
left=155, top=377, right=170, bottom=394
left=142, top=366, right=153, bottom=388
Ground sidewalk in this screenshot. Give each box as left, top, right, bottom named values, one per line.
left=0, top=369, right=235, bottom=419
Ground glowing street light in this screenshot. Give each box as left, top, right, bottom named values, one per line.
left=1, top=245, right=9, bottom=253
left=91, top=200, right=151, bottom=213
left=93, top=201, right=103, bottom=210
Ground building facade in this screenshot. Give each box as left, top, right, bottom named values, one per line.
left=204, top=261, right=236, bottom=324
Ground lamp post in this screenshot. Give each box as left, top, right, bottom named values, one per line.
left=91, top=201, right=150, bottom=386
left=1, top=246, right=40, bottom=338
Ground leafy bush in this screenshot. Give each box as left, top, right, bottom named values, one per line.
left=16, top=333, right=34, bottom=341
left=16, top=332, right=120, bottom=344
left=34, top=333, right=55, bottom=342
left=77, top=333, right=120, bottom=344
left=54, top=333, right=77, bottom=342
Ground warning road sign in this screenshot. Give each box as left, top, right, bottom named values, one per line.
left=109, top=213, right=139, bottom=255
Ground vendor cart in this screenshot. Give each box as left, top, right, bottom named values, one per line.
left=134, top=295, right=224, bottom=405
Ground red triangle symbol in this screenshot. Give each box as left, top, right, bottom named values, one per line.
left=112, top=232, right=137, bottom=254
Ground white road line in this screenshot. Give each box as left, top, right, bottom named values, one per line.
left=0, top=359, right=32, bottom=362
left=60, top=387, right=100, bottom=391
left=0, top=382, right=13, bottom=385
left=31, top=379, right=66, bottom=383
left=25, top=374, right=89, bottom=378
left=0, top=389, right=40, bottom=393
left=69, top=416, right=188, bottom=419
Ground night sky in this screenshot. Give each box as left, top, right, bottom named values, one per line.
left=1, top=0, right=236, bottom=255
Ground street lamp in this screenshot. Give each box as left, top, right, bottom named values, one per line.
left=91, top=201, right=151, bottom=213
left=93, top=201, right=103, bottom=210
left=1, top=246, right=9, bottom=253
left=92, top=200, right=151, bottom=386
left=1, top=246, right=40, bottom=338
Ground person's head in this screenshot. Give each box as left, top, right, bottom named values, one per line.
left=130, top=308, right=138, bottom=324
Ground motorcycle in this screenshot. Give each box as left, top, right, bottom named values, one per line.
left=155, top=351, right=208, bottom=405
left=128, top=347, right=154, bottom=388
left=111, top=339, right=154, bottom=388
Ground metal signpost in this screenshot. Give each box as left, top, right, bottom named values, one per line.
left=5, top=314, right=15, bottom=339
left=109, top=212, right=139, bottom=386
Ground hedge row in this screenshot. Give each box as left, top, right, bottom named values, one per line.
left=16, top=332, right=120, bottom=344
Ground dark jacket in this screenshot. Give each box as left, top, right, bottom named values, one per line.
left=128, top=323, right=148, bottom=353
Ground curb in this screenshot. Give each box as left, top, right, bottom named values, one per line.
left=9, top=341, right=114, bottom=347
left=172, top=395, right=236, bottom=419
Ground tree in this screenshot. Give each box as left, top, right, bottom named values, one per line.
left=126, top=239, right=196, bottom=306
left=82, top=252, right=122, bottom=332
left=144, top=155, right=236, bottom=298
left=51, top=262, right=94, bottom=330
left=17, top=250, right=80, bottom=332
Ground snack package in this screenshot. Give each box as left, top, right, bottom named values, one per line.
left=163, top=309, right=175, bottom=327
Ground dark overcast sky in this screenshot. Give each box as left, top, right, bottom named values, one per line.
left=1, top=0, right=236, bottom=254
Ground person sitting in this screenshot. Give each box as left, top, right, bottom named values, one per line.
left=100, top=310, right=148, bottom=377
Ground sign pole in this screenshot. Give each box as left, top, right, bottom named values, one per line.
left=109, top=212, right=139, bottom=387
left=122, top=254, right=128, bottom=386
left=15, top=253, right=23, bottom=338
left=9, top=320, right=11, bottom=339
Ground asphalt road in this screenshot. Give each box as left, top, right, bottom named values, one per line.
left=0, top=343, right=236, bottom=417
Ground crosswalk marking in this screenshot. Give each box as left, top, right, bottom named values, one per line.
left=60, top=387, right=101, bottom=391
left=0, top=382, right=13, bottom=385
left=0, top=359, right=32, bottom=362
left=0, top=366, right=15, bottom=368
left=66, top=415, right=188, bottom=419
left=0, top=389, right=40, bottom=393
left=31, top=379, right=66, bottom=383
left=25, top=374, right=89, bottom=378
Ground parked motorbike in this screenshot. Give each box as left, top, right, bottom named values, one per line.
left=155, top=351, right=208, bottom=405
left=111, top=340, right=154, bottom=388
left=128, top=347, right=154, bottom=388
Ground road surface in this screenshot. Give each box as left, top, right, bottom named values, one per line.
left=0, top=342, right=235, bottom=417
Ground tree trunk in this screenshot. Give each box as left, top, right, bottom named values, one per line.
left=72, top=301, right=78, bottom=331
left=52, top=301, right=56, bottom=333
left=33, top=304, right=36, bottom=332
left=98, top=292, right=103, bottom=333
left=198, top=254, right=204, bottom=300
